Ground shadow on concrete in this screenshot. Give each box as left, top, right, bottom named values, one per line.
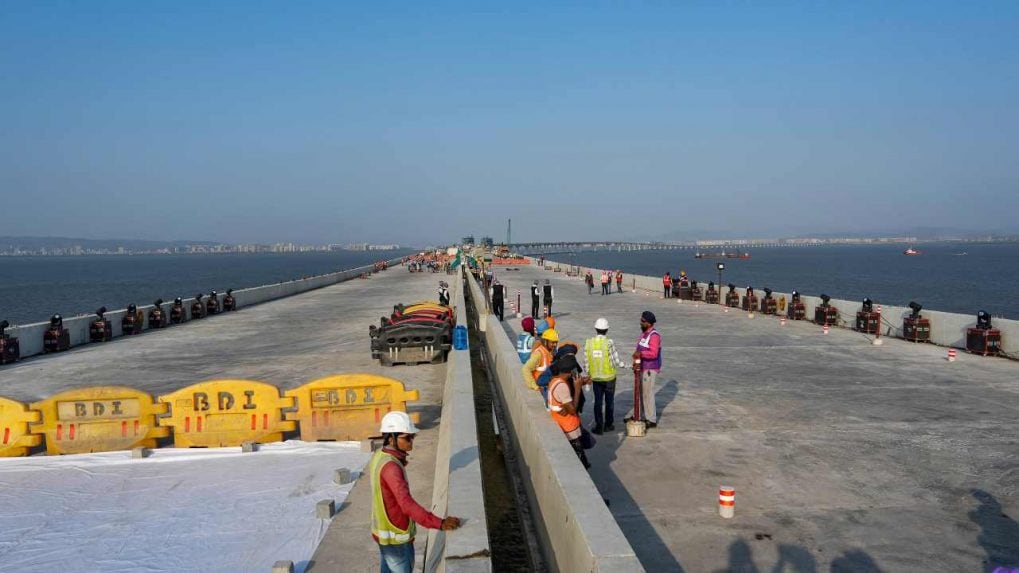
left=655, top=379, right=681, bottom=419
left=411, top=404, right=443, bottom=430
left=449, top=445, right=479, bottom=473
left=719, top=538, right=879, bottom=573
left=829, top=549, right=882, bottom=572
left=771, top=543, right=818, bottom=573
left=589, top=426, right=686, bottom=571
left=969, top=489, right=1019, bottom=571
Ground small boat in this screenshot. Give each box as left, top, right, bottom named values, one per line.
left=953, top=252, right=968, bottom=256
left=903, top=248, right=921, bottom=256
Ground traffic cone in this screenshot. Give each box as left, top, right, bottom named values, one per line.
left=822, top=324, right=829, bottom=335
left=780, top=317, right=786, bottom=326
left=948, top=348, right=957, bottom=362
left=719, top=486, right=735, bottom=518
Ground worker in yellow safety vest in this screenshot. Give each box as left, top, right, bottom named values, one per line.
left=583, top=317, right=627, bottom=435
left=370, top=411, right=460, bottom=573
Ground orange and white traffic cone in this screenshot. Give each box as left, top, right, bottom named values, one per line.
left=719, top=486, right=735, bottom=518
left=948, top=348, right=957, bottom=362
left=779, top=317, right=786, bottom=326
left=822, top=324, right=830, bottom=335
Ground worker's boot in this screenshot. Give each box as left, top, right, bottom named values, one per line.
left=569, top=439, right=592, bottom=470
left=591, top=423, right=603, bottom=435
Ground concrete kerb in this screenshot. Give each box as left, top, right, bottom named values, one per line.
left=553, top=259, right=1019, bottom=356
left=4, top=256, right=405, bottom=360
left=424, top=268, right=492, bottom=573
left=465, top=273, right=643, bottom=573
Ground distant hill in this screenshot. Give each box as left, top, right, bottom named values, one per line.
left=0, top=236, right=217, bottom=251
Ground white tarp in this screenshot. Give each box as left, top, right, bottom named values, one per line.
left=0, top=441, right=370, bottom=573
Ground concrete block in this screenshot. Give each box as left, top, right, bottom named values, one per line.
left=333, top=468, right=353, bottom=485
left=271, top=560, right=294, bottom=573
left=316, top=499, right=336, bottom=519
left=132, top=447, right=149, bottom=459
left=242, top=441, right=258, bottom=453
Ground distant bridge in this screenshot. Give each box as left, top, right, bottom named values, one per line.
left=507, top=241, right=794, bottom=255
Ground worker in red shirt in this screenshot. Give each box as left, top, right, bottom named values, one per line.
left=370, top=411, right=461, bottom=572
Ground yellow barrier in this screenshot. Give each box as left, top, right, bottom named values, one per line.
left=30, top=387, right=170, bottom=455
left=285, top=374, right=420, bottom=441
left=159, top=380, right=297, bottom=447
left=403, top=302, right=450, bottom=314
left=0, top=397, right=43, bottom=457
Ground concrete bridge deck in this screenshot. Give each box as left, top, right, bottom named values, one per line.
left=0, top=266, right=450, bottom=571
left=492, top=264, right=1018, bottom=572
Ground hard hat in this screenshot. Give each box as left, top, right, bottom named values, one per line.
left=535, top=320, right=549, bottom=335
left=594, top=317, right=609, bottom=330
left=541, top=328, right=559, bottom=342
left=379, top=411, right=419, bottom=434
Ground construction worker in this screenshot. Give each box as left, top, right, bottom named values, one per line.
left=600, top=270, right=610, bottom=295
left=370, top=411, right=461, bottom=573
left=516, top=316, right=536, bottom=363
left=583, top=318, right=627, bottom=435
left=521, top=328, right=558, bottom=397
left=437, top=281, right=450, bottom=306
left=627, top=311, right=662, bottom=428
left=490, top=279, right=505, bottom=321
left=615, top=270, right=623, bottom=293
left=585, top=271, right=594, bottom=295
left=530, top=280, right=540, bottom=318
left=662, top=273, right=672, bottom=298
left=542, top=279, right=554, bottom=317
left=547, top=354, right=592, bottom=469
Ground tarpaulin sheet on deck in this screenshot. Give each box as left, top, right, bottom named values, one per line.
left=0, top=441, right=369, bottom=573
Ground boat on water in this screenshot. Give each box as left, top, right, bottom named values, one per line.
left=903, top=248, right=921, bottom=256
left=694, top=251, right=751, bottom=259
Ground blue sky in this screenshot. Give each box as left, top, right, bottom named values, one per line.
left=2, top=2, right=1017, bottom=245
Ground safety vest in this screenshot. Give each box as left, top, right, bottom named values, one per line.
left=548, top=376, right=581, bottom=439
left=663, top=275, right=671, bottom=286
left=369, top=449, right=416, bottom=545
left=600, top=273, right=609, bottom=284
left=584, top=336, right=616, bottom=381
left=516, top=333, right=535, bottom=363
left=531, top=344, right=552, bottom=383
left=531, top=286, right=540, bottom=299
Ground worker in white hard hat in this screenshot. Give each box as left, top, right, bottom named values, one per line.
left=583, top=318, right=628, bottom=435
left=370, top=411, right=460, bottom=572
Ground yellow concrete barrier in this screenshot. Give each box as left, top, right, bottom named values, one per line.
left=30, top=387, right=170, bottom=455
left=285, top=374, right=420, bottom=441
left=0, top=397, right=43, bottom=457
left=159, top=380, right=297, bottom=447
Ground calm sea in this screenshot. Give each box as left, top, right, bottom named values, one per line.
left=560, top=243, right=1019, bottom=319
left=0, top=251, right=414, bottom=325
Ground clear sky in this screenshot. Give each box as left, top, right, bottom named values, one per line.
left=2, top=2, right=1018, bottom=245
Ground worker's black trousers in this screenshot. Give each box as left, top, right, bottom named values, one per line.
left=531, top=298, right=539, bottom=318
left=493, top=299, right=504, bottom=321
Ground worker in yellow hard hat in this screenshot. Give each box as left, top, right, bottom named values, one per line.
left=522, top=328, right=558, bottom=392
